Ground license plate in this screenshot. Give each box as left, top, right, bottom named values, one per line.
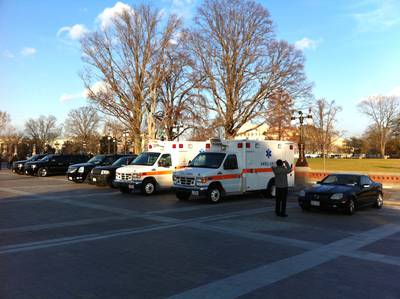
left=192, top=190, right=199, bottom=196
left=311, top=200, right=320, bottom=206
left=68, top=177, right=73, bottom=181
left=128, top=184, right=135, bottom=189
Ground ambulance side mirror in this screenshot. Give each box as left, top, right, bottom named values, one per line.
left=187, top=160, right=192, bottom=166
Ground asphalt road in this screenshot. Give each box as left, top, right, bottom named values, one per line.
left=1, top=170, right=400, bottom=299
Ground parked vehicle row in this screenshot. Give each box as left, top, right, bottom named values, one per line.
left=11, top=139, right=384, bottom=215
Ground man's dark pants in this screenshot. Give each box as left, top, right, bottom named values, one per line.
left=275, top=187, right=288, bottom=215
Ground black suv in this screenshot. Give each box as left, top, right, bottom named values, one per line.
left=12, top=154, right=47, bottom=174
left=25, top=154, right=90, bottom=177
left=67, top=154, right=129, bottom=183
left=89, top=155, right=137, bottom=187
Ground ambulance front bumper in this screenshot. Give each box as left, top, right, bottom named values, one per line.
left=114, top=180, right=143, bottom=190
left=173, top=185, right=208, bottom=196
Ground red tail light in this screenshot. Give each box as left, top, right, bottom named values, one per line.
left=172, top=144, right=176, bottom=149
left=179, top=144, right=183, bottom=149
left=237, top=143, right=243, bottom=148
left=205, top=143, right=210, bottom=149
left=246, top=142, right=250, bottom=148
left=148, top=144, right=152, bottom=149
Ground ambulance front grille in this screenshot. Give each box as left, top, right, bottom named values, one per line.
left=116, top=173, right=132, bottom=180
left=177, top=177, right=195, bottom=186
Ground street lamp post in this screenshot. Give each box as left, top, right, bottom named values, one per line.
left=291, top=109, right=313, bottom=167
left=113, top=137, right=116, bottom=154
left=107, top=130, right=112, bottom=154
left=122, top=131, right=129, bottom=154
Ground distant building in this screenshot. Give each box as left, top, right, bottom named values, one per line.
left=235, top=123, right=269, bottom=140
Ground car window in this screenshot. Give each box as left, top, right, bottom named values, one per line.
left=159, top=154, right=172, bottom=167
left=360, top=176, right=372, bottom=185
left=322, top=175, right=359, bottom=185
left=223, top=154, right=238, bottom=170
left=103, top=156, right=117, bottom=165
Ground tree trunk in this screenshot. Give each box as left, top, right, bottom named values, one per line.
left=146, top=91, right=158, bottom=141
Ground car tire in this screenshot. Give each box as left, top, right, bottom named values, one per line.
left=141, top=179, right=156, bottom=196
left=346, top=199, right=356, bottom=215
left=176, top=191, right=191, bottom=201
left=208, top=185, right=222, bottom=204
left=120, top=187, right=131, bottom=194
left=374, top=193, right=383, bottom=209
left=266, top=179, right=276, bottom=198
left=38, top=167, right=48, bottom=177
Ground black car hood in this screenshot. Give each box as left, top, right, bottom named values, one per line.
left=306, top=184, right=357, bottom=194
left=94, top=165, right=120, bottom=171
left=14, top=159, right=29, bottom=164
left=69, top=162, right=96, bottom=168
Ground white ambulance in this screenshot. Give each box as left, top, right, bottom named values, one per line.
left=172, top=138, right=295, bottom=203
left=114, top=140, right=207, bottom=195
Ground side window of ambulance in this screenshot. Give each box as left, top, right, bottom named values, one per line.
left=223, top=155, right=238, bottom=170
left=159, top=154, right=172, bottom=167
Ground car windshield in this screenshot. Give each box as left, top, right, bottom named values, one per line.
left=27, top=155, right=41, bottom=162
left=112, top=157, right=131, bottom=166
left=87, top=155, right=106, bottom=164
left=131, top=152, right=160, bottom=166
left=40, top=155, right=53, bottom=162
left=321, top=175, right=359, bottom=186
left=188, top=152, right=226, bottom=169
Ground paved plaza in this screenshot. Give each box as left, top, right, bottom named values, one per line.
left=1, top=171, right=400, bottom=298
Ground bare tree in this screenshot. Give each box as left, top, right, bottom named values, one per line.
left=265, top=90, right=295, bottom=140
left=24, top=115, right=61, bottom=151
left=0, top=111, right=11, bottom=134
left=307, top=99, right=342, bottom=157
left=81, top=4, right=181, bottom=153
left=358, top=95, right=400, bottom=157
left=157, top=39, right=206, bottom=140
left=64, top=106, right=100, bottom=153
left=189, top=0, right=311, bottom=139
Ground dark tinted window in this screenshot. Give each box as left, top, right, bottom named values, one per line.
left=360, top=176, right=372, bottom=185
left=189, top=153, right=226, bottom=169
left=159, top=154, right=172, bottom=167
left=321, top=175, right=359, bottom=185
left=223, top=154, right=238, bottom=170
left=103, top=156, right=117, bottom=165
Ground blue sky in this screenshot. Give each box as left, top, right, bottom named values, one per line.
left=1, top=0, right=400, bottom=137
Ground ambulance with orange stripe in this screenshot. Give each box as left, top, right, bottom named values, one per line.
left=114, top=140, right=207, bottom=195
left=172, top=138, right=295, bottom=203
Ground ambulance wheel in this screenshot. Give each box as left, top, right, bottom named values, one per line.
left=266, top=179, right=276, bottom=198
left=141, top=178, right=156, bottom=196
left=176, top=191, right=190, bottom=201
left=208, top=185, right=222, bottom=204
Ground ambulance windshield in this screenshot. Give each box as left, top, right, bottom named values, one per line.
left=189, top=152, right=226, bottom=169
left=131, top=152, right=160, bottom=166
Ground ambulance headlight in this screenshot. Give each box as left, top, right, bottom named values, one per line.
left=173, top=174, right=178, bottom=183
left=196, top=177, right=208, bottom=185
left=131, top=173, right=140, bottom=179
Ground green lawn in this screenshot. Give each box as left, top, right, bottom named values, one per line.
left=307, top=158, right=400, bottom=174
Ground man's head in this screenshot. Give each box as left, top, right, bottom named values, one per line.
left=276, top=159, right=283, bottom=166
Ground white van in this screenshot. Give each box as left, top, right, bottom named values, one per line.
left=114, top=140, right=206, bottom=195
left=172, top=139, right=295, bottom=203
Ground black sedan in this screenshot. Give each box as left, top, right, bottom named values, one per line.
left=12, top=154, right=47, bottom=174
left=298, top=174, right=383, bottom=215
left=67, top=154, right=129, bottom=183
left=89, top=155, right=137, bottom=187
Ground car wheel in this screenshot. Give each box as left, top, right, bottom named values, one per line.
left=208, top=185, right=222, bottom=204
left=38, top=168, right=47, bottom=177
left=176, top=191, right=191, bottom=201
left=266, top=179, right=276, bottom=198
left=347, top=199, right=356, bottom=215
left=374, top=193, right=383, bottom=209
left=120, top=187, right=131, bottom=194
left=141, top=179, right=156, bottom=196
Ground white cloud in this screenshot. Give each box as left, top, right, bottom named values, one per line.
left=2, top=50, right=15, bottom=58
left=294, top=37, right=320, bottom=50
left=59, top=92, right=84, bottom=102
left=20, top=47, right=36, bottom=56
left=97, top=2, right=134, bottom=30
left=60, top=81, right=107, bottom=103
left=352, top=0, right=400, bottom=31
left=57, top=24, right=88, bottom=40
left=388, top=86, right=400, bottom=97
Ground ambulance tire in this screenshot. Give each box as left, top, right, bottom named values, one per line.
left=176, top=191, right=191, bottom=201
left=266, top=179, right=276, bottom=198
left=141, top=178, right=156, bottom=196
left=208, top=184, right=222, bottom=204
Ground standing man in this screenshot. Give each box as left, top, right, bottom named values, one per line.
left=272, top=159, right=293, bottom=217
